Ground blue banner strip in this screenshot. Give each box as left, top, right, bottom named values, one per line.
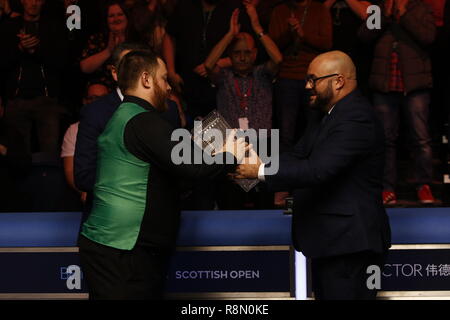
left=2, top=208, right=450, bottom=247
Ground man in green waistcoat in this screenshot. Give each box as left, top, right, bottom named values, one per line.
left=78, top=50, right=246, bottom=300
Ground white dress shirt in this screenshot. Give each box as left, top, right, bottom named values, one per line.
left=117, top=87, right=124, bottom=101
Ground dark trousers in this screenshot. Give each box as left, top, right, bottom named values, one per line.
left=5, top=96, right=65, bottom=167
left=78, top=235, right=171, bottom=300
left=311, top=250, right=386, bottom=300
left=373, top=90, right=433, bottom=190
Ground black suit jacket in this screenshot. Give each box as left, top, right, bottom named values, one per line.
left=0, top=16, right=68, bottom=100
left=74, top=91, right=122, bottom=193
left=265, top=90, right=391, bottom=259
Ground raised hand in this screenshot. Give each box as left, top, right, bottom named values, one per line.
left=193, top=63, right=208, bottom=78
left=106, top=32, right=124, bottom=54
left=288, top=13, right=304, bottom=38
left=106, top=32, right=116, bottom=54
left=18, top=33, right=40, bottom=54
left=243, top=0, right=257, bottom=19
left=243, top=0, right=263, bottom=34
left=229, top=8, right=241, bottom=36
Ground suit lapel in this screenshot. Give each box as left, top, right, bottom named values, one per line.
left=306, top=107, right=340, bottom=156
left=305, top=124, right=323, bottom=157
left=294, top=90, right=358, bottom=157
left=292, top=111, right=323, bottom=157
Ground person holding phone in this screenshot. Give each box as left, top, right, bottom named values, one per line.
left=0, top=0, right=68, bottom=170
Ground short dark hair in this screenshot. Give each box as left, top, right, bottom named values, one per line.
left=84, top=80, right=109, bottom=98
left=117, top=50, right=160, bottom=93
left=110, top=42, right=152, bottom=70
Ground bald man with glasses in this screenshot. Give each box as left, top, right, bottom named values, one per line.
left=236, top=51, right=391, bottom=300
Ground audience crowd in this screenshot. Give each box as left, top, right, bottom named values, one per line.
left=0, top=0, right=449, bottom=212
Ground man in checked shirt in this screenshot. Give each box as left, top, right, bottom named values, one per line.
left=202, top=3, right=283, bottom=209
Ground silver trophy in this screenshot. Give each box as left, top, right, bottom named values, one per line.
left=192, top=110, right=259, bottom=192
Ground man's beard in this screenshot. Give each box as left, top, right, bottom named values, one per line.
left=307, top=81, right=333, bottom=113
left=153, top=82, right=169, bottom=112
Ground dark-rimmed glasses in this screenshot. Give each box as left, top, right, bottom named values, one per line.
left=305, top=73, right=340, bottom=88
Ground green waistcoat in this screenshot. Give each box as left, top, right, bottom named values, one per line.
left=81, top=102, right=149, bottom=250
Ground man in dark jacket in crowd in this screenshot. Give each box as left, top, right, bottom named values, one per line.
left=0, top=0, right=68, bottom=169
left=360, top=0, right=436, bottom=205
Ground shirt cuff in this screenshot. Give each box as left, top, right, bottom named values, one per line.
left=258, top=163, right=266, bottom=181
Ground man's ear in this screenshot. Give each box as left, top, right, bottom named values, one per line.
left=111, top=66, right=118, bottom=82
left=141, top=72, right=153, bottom=89
left=335, top=75, right=345, bottom=90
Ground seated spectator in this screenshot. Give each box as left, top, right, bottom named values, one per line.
left=80, top=0, right=134, bottom=90
left=61, top=82, right=109, bottom=204
left=203, top=5, right=282, bottom=209
left=360, top=0, right=437, bottom=205
left=0, top=0, right=68, bottom=170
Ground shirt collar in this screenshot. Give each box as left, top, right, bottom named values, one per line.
left=123, top=95, right=154, bottom=111
left=328, top=104, right=336, bottom=115
left=116, top=87, right=124, bottom=101
left=329, top=88, right=359, bottom=115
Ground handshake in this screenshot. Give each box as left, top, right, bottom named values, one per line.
left=216, top=129, right=262, bottom=181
